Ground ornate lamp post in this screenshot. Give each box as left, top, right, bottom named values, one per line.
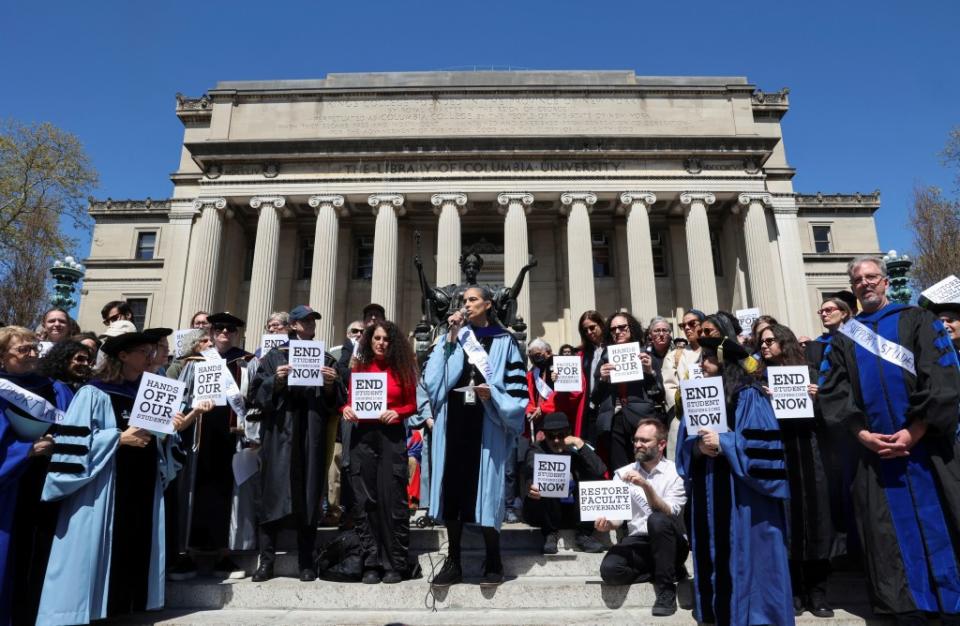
left=49, top=256, right=86, bottom=310
left=883, top=249, right=913, bottom=304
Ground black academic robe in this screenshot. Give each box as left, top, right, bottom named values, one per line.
left=251, top=346, right=344, bottom=525
left=820, top=303, right=960, bottom=615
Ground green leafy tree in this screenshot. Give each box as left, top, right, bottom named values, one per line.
left=0, top=119, right=98, bottom=325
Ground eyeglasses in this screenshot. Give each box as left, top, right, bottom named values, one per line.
left=214, top=325, right=237, bottom=333
left=681, top=320, right=701, bottom=329
left=817, top=307, right=840, bottom=316
left=10, top=344, right=40, bottom=356
left=545, top=431, right=570, bottom=440
left=851, top=273, right=885, bottom=287
left=265, top=322, right=287, bottom=331
left=348, top=328, right=363, bottom=335
left=759, top=338, right=778, bottom=347
left=610, top=324, right=629, bottom=334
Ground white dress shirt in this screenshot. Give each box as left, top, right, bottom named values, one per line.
left=614, top=457, right=687, bottom=537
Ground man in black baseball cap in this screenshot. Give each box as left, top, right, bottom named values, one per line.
left=522, top=412, right=607, bottom=555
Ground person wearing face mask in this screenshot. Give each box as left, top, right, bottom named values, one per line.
left=341, top=320, right=418, bottom=584
left=522, top=412, right=606, bottom=555
left=595, top=312, right=663, bottom=472
left=250, top=305, right=344, bottom=583
left=0, top=327, right=72, bottom=625
left=819, top=257, right=960, bottom=626
left=661, top=309, right=705, bottom=458
left=423, top=286, right=528, bottom=588
left=675, top=335, right=793, bottom=626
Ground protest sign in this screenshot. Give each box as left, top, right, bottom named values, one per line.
left=173, top=329, right=193, bottom=359
left=351, top=372, right=388, bottom=419
left=533, top=453, right=571, bottom=499
left=578, top=480, right=633, bottom=522
left=193, top=360, right=227, bottom=407
left=288, top=340, right=325, bottom=386
left=689, top=365, right=704, bottom=380
left=129, top=372, right=186, bottom=435
left=38, top=342, right=54, bottom=358
left=260, top=333, right=288, bottom=355
left=680, top=377, right=728, bottom=434
left=608, top=342, right=644, bottom=383
left=736, top=308, right=761, bottom=335
left=767, top=365, right=813, bottom=419
left=919, top=275, right=960, bottom=307
left=200, top=347, right=222, bottom=361
left=553, top=356, right=583, bottom=393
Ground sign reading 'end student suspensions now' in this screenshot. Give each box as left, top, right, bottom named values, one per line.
left=288, top=340, right=326, bottom=386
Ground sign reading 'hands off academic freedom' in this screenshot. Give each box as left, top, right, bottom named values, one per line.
left=680, top=377, right=728, bottom=434
left=288, top=340, right=325, bottom=386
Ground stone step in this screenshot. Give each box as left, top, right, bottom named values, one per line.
left=126, top=606, right=885, bottom=625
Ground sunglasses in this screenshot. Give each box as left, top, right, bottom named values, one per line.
left=817, top=307, right=840, bottom=316
left=10, top=344, right=40, bottom=356
left=610, top=324, right=630, bottom=334
left=349, top=328, right=363, bottom=335
left=214, top=325, right=237, bottom=333
left=681, top=320, right=701, bottom=329
left=760, top=338, right=778, bottom=347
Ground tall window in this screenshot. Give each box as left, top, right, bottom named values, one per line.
left=709, top=230, right=724, bottom=277
left=651, top=230, right=668, bottom=276
left=299, top=237, right=314, bottom=280
left=592, top=232, right=613, bottom=278
left=135, top=232, right=156, bottom=260
left=127, top=298, right=148, bottom=330
left=812, top=225, right=833, bottom=253
left=354, top=236, right=374, bottom=279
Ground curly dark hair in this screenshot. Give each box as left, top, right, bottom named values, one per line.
left=603, top=311, right=644, bottom=345
left=757, top=323, right=806, bottom=367
left=355, top=320, right=419, bottom=390
left=36, top=340, right=92, bottom=383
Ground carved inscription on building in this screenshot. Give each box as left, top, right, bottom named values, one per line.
left=228, top=95, right=735, bottom=140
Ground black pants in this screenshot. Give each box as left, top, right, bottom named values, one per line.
left=600, top=512, right=688, bottom=587
left=789, top=558, right=830, bottom=597
left=259, top=516, right=317, bottom=571
left=522, top=494, right=594, bottom=536
left=349, top=422, right=410, bottom=574
left=609, top=412, right=634, bottom=472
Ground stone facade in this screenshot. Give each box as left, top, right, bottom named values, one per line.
left=78, top=71, right=881, bottom=349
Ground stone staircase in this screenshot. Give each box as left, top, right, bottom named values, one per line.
left=118, top=523, right=891, bottom=625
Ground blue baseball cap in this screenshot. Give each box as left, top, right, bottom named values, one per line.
left=289, top=305, right=321, bottom=322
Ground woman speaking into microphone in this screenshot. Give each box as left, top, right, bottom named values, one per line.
left=423, top=286, right=528, bottom=587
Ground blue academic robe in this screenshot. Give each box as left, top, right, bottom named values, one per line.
left=36, top=383, right=178, bottom=626
left=423, top=329, right=527, bottom=529
left=677, top=383, right=794, bottom=626
left=0, top=406, right=33, bottom=626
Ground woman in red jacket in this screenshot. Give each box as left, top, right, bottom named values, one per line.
left=341, top=320, right=418, bottom=584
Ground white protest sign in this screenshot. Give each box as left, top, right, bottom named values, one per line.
left=768, top=365, right=814, bottom=419
left=351, top=372, right=388, bottom=419
left=38, top=341, right=54, bottom=358
left=192, top=360, right=227, bottom=407
left=736, top=308, right=761, bottom=336
left=608, top=342, right=644, bottom=383
left=288, top=340, right=326, bottom=386
left=921, top=275, right=960, bottom=305
left=553, top=356, right=583, bottom=393
left=173, top=329, right=193, bottom=359
left=680, top=377, right=729, bottom=434
left=689, top=365, right=704, bottom=380
left=200, top=347, right=222, bottom=361
left=533, top=453, right=571, bottom=498
left=578, top=480, right=633, bottom=522
left=260, top=333, right=288, bottom=355
left=129, top=372, right=186, bottom=435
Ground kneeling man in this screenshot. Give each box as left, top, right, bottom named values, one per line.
left=597, top=418, right=688, bottom=617
left=522, top=412, right=607, bottom=554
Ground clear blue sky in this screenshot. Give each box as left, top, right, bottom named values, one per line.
left=3, top=0, right=958, bottom=259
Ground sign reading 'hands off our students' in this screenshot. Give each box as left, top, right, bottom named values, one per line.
left=129, top=372, right=186, bottom=435
left=608, top=342, right=644, bottom=383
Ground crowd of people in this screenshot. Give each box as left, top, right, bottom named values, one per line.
left=1, top=255, right=959, bottom=625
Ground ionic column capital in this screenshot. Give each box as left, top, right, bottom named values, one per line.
left=497, top=192, right=535, bottom=215
left=249, top=195, right=286, bottom=210
left=737, top=192, right=773, bottom=207
left=308, top=194, right=347, bottom=217
left=559, top=192, right=597, bottom=216
left=618, top=191, right=657, bottom=215
left=430, top=193, right=468, bottom=216
left=368, top=193, right=406, bottom=217
left=193, top=196, right=227, bottom=211
left=679, top=192, right=716, bottom=207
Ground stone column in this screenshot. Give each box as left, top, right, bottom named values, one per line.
left=245, top=195, right=287, bottom=351
left=679, top=192, right=718, bottom=312
left=185, top=196, right=228, bottom=321
left=619, top=192, right=658, bottom=322
left=368, top=193, right=405, bottom=320
left=308, top=194, right=346, bottom=344
left=560, top=192, right=597, bottom=338
left=772, top=201, right=815, bottom=335
left=431, top=193, right=468, bottom=286
left=737, top=193, right=779, bottom=316
left=497, top=192, right=535, bottom=327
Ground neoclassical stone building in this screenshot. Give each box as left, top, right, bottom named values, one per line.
left=79, top=71, right=881, bottom=349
